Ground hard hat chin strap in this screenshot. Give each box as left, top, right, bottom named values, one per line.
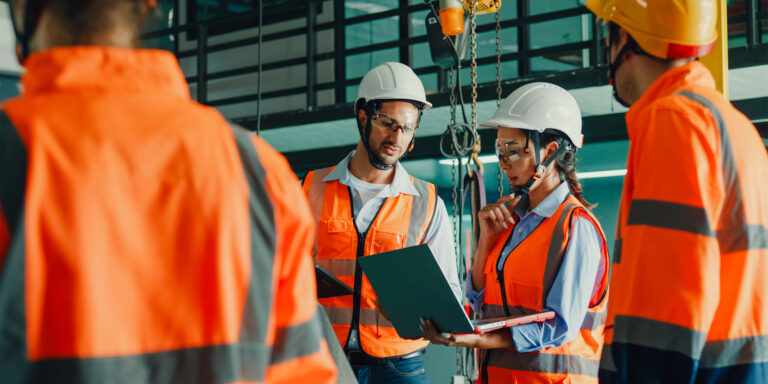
left=515, top=131, right=568, bottom=197
left=608, top=35, right=648, bottom=108
left=9, top=0, right=45, bottom=62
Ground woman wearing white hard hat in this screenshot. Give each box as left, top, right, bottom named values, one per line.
left=423, top=82, right=610, bottom=383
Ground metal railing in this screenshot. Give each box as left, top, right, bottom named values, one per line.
left=141, top=0, right=768, bottom=129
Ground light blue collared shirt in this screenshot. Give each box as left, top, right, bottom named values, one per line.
left=323, top=151, right=463, bottom=302
left=466, top=182, right=606, bottom=353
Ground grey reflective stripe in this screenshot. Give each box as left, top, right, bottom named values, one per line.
left=482, top=304, right=535, bottom=318
left=315, top=303, right=357, bottom=384
left=0, top=217, right=28, bottom=382
left=0, top=112, right=28, bottom=382
left=405, top=178, right=436, bottom=247
left=612, top=237, right=622, bottom=264
left=613, top=204, right=624, bottom=265
left=324, top=306, right=352, bottom=326
left=487, top=348, right=599, bottom=376
left=627, top=199, right=713, bottom=236
left=323, top=306, right=394, bottom=328
left=599, top=343, right=617, bottom=372
left=0, top=111, right=26, bottom=238
left=231, top=126, right=275, bottom=348
left=580, top=311, right=607, bottom=331
left=307, top=167, right=332, bottom=225
left=613, top=315, right=707, bottom=359
left=270, top=310, right=324, bottom=365
left=678, top=91, right=768, bottom=253
left=718, top=222, right=768, bottom=253
left=26, top=343, right=271, bottom=384
left=542, top=203, right=578, bottom=301
left=316, top=258, right=356, bottom=276
left=700, top=334, right=768, bottom=368
left=359, top=307, right=394, bottom=327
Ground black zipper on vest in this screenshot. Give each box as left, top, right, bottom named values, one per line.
left=344, top=187, right=386, bottom=351
left=495, top=229, right=515, bottom=317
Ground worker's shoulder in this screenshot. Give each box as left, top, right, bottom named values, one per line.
left=306, top=166, right=334, bottom=180
left=410, top=175, right=436, bottom=190
left=638, top=89, right=725, bottom=137
left=233, top=127, right=297, bottom=180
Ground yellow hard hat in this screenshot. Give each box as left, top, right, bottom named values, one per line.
left=586, top=0, right=718, bottom=59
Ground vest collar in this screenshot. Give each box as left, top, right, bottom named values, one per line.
left=514, top=181, right=571, bottom=219
left=323, top=150, right=420, bottom=197
left=22, top=46, right=189, bottom=99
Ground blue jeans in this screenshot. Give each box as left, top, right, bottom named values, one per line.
left=352, top=355, right=430, bottom=384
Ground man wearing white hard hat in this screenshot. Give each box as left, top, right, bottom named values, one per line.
left=301, top=62, right=461, bottom=383
left=423, top=83, right=610, bottom=383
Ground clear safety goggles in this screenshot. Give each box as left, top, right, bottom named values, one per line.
left=372, top=113, right=419, bottom=135
left=495, top=139, right=528, bottom=164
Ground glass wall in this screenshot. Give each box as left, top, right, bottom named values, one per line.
left=138, top=0, right=768, bottom=120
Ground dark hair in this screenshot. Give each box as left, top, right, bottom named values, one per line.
left=45, top=0, right=143, bottom=45
left=540, top=130, right=594, bottom=210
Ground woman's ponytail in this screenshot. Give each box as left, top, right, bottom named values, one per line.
left=541, top=132, right=594, bottom=210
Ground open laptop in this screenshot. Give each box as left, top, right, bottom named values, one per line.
left=358, top=244, right=554, bottom=338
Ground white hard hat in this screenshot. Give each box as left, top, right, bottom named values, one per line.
left=356, top=62, right=432, bottom=109
left=480, top=82, right=583, bottom=148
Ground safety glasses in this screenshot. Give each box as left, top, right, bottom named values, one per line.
left=372, top=113, right=418, bottom=135
left=495, top=139, right=528, bottom=164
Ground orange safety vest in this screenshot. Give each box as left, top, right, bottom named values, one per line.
left=481, top=194, right=609, bottom=384
left=0, top=46, right=336, bottom=384
left=601, top=61, right=768, bottom=382
left=302, top=167, right=437, bottom=358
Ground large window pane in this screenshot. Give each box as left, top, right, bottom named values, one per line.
left=412, top=42, right=434, bottom=69
left=459, top=61, right=519, bottom=86
left=411, top=9, right=431, bottom=37
left=346, top=48, right=400, bottom=80
left=472, top=27, right=518, bottom=58
left=530, top=0, right=579, bottom=16
left=418, top=72, right=439, bottom=92
left=727, top=0, right=748, bottom=47
left=530, top=15, right=591, bottom=49
left=531, top=49, right=587, bottom=74
left=345, top=16, right=400, bottom=49
left=345, top=0, right=398, bottom=18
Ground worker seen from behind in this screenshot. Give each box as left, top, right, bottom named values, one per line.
left=0, top=0, right=336, bottom=383
left=586, top=0, right=768, bottom=382
left=301, top=62, right=462, bottom=384
left=423, top=82, right=610, bottom=383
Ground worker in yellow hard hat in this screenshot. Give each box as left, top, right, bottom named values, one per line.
left=586, top=0, right=768, bottom=382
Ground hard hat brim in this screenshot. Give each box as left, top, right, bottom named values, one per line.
left=479, top=117, right=540, bottom=132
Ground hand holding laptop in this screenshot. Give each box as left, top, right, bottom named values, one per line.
left=421, top=318, right=514, bottom=349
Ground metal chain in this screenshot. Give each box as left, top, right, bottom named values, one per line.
left=449, top=68, right=457, bottom=126
left=448, top=65, right=460, bottom=260
left=495, top=6, right=502, bottom=108
left=450, top=169, right=459, bottom=260
left=495, top=2, right=504, bottom=199
left=469, top=2, right=478, bottom=136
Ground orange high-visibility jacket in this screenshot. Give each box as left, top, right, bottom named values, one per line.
left=600, top=61, right=768, bottom=382
left=0, top=47, right=336, bottom=384
left=302, top=167, right=436, bottom=358
left=481, top=194, right=609, bottom=384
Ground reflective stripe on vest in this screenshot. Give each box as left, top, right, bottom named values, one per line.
left=0, top=121, right=282, bottom=383
left=304, top=168, right=436, bottom=358
left=481, top=195, right=609, bottom=383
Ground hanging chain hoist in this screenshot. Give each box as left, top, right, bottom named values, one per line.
left=495, top=5, right=504, bottom=199
left=427, top=1, right=502, bottom=382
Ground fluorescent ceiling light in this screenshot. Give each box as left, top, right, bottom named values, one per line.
left=576, top=169, right=627, bottom=179
left=438, top=157, right=627, bottom=179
